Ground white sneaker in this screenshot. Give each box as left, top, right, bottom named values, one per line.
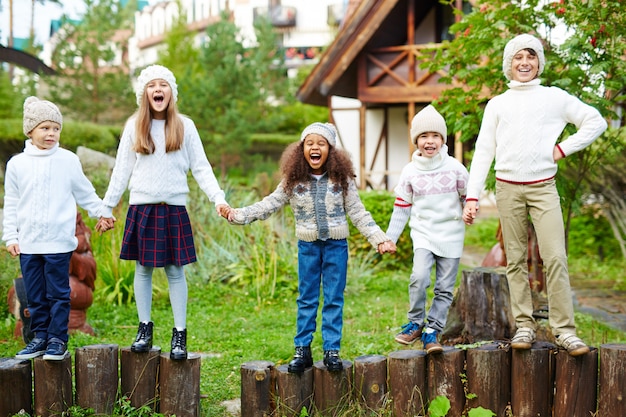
left=510, top=327, right=536, bottom=349
left=555, top=333, right=590, bottom=356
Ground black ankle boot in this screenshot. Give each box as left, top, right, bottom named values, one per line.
left=287, top=346, right=313, bottom=374
left=170, top=328, right=187, bottom=360
left=131, top=321, right=153, bottom=353
left=323, top=350, right=343, bottom=372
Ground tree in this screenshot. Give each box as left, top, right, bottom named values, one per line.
left=426, top=0, right=625, bottom=251
left=43, top=0, right=136, bottom=124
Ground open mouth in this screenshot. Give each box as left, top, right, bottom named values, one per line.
left=153, top=94, right=165, bottom=104
left=310, top=153, right=321, bottom=163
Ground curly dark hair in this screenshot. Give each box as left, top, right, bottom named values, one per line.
left=280, top=141, right=356, bottom=196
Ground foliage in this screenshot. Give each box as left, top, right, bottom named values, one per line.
left=43, top=0, right=136, bottom=125
left=0, top=69, right=22, bottom=119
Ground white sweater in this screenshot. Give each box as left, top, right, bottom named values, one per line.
left=102, top=115, right=226, bottom=216
left=2, top=140, right=104, bottom=254
left=466, top=79, right=607, bottom=200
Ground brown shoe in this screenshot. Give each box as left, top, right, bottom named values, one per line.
left=395, top=322, right=423, bottom=345
left=422, top=328, right=443, bottom=354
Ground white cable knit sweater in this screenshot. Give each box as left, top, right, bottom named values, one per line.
left=2, top=140, right=104, bottom=254
left=466, top=79, right=607, bottom=200
left=102, top=116, right=226, bottom=217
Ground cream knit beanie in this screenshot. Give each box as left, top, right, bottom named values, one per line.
left=300, top=122, right=337, bottom=147
left=23, top=96, right=63, bottom=137
left=502, top=34, right=546, bottom=81
left=135, top=65, right=178, bottom=106
left=410, top=105, right=447, bottom=144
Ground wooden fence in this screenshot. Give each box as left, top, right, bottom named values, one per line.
left=0, top=344, right=201, bottom=417
left=241, top=343, right=626, bottom=417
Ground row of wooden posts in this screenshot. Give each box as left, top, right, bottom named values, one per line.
left=241, top=342, right=626, bottom=417
left=0, top=344, right=201, bottom=417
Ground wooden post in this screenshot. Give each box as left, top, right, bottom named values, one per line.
left=466, top=342, right=511, bottom=416
left=33, top=354, right=73, bottom=417
left=159, top=353, right=201, bottom=417
left=427, top=347, right=465, bottom=417
left=510, top=342, right=554, bottom=417
left=0, top=358, right=32, bottom=416
left=553, top=347, right=598, bottom=417
left=75, top=344, right=119, bottom=414
left=598, top=344, right=626, bottom=416
left=120, top=347, right=161, bottom=410
left=240, top=360, right=275, bottom=417
left=388, top=350, right=427, bottom=417
left=313, top=359, right=353, bottom=416
left=353, top=355, right=387, bottom=412
left=274, top=364, right=313, bottom=417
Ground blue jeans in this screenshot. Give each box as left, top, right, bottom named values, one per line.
left=294, top=239, right=348, bottom=351
left=20, top=252, right=73, bottom=343
left=407, top=249, right=459, bottom=332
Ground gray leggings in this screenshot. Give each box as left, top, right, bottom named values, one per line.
left=134, top=262, right=188, bottom=329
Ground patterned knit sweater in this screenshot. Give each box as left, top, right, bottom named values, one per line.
left=231, top=174, right=389, bottom=247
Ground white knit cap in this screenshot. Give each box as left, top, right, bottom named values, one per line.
left=410, top=105, right=447, bottom=144
left=23, top=96, right=63, bottom=137
left=300, top=122, right=337, bottom=147
left=502, top=34, right=546, bottom=81
left=135, top=64, right=178, bottom=106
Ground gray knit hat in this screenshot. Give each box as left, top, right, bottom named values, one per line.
left=410, top=105, right=447, bottom=144
left=300, top=122, right=337, bottom=147
left=23, top=96, right=63, bottom=137
left=502, top=34, right=546, bottom=81
left=135, top=64, right=178, bottom=106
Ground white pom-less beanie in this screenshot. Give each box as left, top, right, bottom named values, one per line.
left=23, top=96, right=63, bottom=137
left=502, top=34, right=546, bottom=81
left=135, top=65, right=178, bottom=106
left=300, top=122, right=338, bottom=147
left=410, top=105, right=447, bottom=144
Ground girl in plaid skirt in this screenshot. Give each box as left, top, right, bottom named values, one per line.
left=97, top=65, right=230, bottom=360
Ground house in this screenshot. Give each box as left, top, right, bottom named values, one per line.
left=298, top=0, right=470, bottom=190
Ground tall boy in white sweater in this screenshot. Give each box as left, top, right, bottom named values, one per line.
left=462, top=34, right=607, bottom=356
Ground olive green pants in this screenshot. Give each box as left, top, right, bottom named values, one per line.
left=496, top=178, right=576, bottom=336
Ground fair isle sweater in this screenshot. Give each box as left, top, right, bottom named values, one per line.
left=386, top=145, right=468, bottom=258
left=231, top=174, right=389, bottom=248
left=102, top=116, right=226, bottom=217
left=466, top=79, right=607, bottom=201
left=2, top=140, right=105, bottom=254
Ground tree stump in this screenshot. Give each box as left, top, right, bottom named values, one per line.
left=274, top=364, right=313, bottom=417
left=598, top=344, right=626, bottom=416
left=553, top=347, right=598, bottom=417
left=33, top=354, right=73, bottom=417
left=159, top=353, right=202, bottom=417
left=120, top=347, right=161, bottom=410
left=442, top=268, right=515, bottom=344
left=75, top=344, right=119, bottom=414
left=510, top=342, right=554, bottom=417
left=0, top=358, right=32, bottom=416
left=427, top=347, right=465, bottom=417
left=388, top=349, right=427, bottom=417
left=240, top=360, right=275, bottom=417
left=353, top=354, right=387, bottom=412
left=313, top=359, right=353, bottom=416
left=466, top=342, right=511, bottom=416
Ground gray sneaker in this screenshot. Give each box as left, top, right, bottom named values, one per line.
left=510, top=327, right=536, bottom=349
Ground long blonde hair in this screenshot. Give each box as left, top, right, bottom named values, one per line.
left=133, top=89, right=185, bottom=154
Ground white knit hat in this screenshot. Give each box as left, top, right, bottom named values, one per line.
left=300, top=122, right=337, bottom=147
left=23, top=96, right=63, bottom=137
left=502, top=34, right=546, bottom=81
left=410, top=105, right=447, bottom=144
left=135, top=65, right=178, bottom=106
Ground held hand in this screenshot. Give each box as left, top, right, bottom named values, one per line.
left=96, top=216, right=116, bottom=233
left=377, top=241, right=397, bottom=254
left=7, top=243, right=20, bottom=257
left=463, top=201, right=478, bottom=225
left=553, top=146, right=564, bottom=162
left=216, top=204, right=230, bottom=219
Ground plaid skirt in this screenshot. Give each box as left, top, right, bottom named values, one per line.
left=120, top=204, right=197, bottom=267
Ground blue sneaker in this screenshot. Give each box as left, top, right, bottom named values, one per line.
left=395, top=322, right=423, bottom=345
left=15, top=337, right=47, bottom=360
left=421, top=327, right=443, bottom=354
left=43, top=338, right=68, bottom=361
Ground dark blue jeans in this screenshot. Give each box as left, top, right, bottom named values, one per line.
left=295, top=239, right=348, bottom=351
left=20, top=252, right=73, bottom=343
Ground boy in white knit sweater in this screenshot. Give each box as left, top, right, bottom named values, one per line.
left=462, top=34, right=607, bottom=356
left=386, top=105, right=468, bottom=354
